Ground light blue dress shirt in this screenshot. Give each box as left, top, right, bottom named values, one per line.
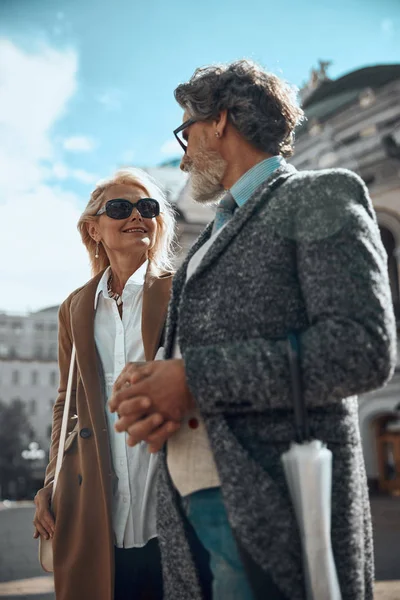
left=230, top=155, right=286, bottom=207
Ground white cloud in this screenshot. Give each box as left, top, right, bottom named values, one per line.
left=381, top=18, right=394, bottom=36
left=51, top=162, right=98, bottom=185
left=121, top=149, right=136, bottom=164
left=161, top=138, right=181, bottom=155
left=0, top=39, right=77, bottom=193
left=71, top=168, right=98, bottom=185
left=97, top=89, right=122, bottom=111
left=63, top=135, right=97, bottom=152
left=0, top=39, right=91, bottom=312
left=51, top=162, right=70, bottom=179
left=0, top=185, right=90, bottom=311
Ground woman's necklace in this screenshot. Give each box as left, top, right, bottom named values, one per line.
left=107, top=274, right=123, bottom=306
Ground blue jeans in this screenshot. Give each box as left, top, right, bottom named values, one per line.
left=183, top=488, right=255, bottom=600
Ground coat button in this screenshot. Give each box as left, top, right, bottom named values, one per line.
left=188, top=418, right=199, bottom=429
left=80, top=428, right=92, bottom=439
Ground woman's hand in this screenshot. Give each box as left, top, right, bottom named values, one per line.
left=33, top=486, right=55, bottom=540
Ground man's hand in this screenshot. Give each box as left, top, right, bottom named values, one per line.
left=109, top=359, right=195, bottom=453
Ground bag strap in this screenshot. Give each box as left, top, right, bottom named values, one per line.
left=287, top=333, right=310, bottom=443
left=52, top=344, right=76, bottom=500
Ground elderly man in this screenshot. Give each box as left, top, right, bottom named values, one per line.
left=110, top=60, right=396, bottom=600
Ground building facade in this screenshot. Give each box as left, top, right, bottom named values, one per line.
left=0, top=306, right=59, bottom=458
left=291, top=63, right=400, bottom=487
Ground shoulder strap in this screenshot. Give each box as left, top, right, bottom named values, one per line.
left=52, top=344, right=76, bottom=500
left=287, top=333, right=310, bottom=443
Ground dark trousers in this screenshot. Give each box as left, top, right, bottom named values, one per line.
left=114, top=538, right=163, bottom=600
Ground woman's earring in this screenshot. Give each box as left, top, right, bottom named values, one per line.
left=95, top=242, right=99, bottom=259
left=215, top=131, right=220, bottom=138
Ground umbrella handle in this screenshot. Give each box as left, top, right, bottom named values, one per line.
left=287, top=333, right=310, bottom=443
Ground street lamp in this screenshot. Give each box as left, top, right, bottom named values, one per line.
left=21, top=442, right=46, bottom=460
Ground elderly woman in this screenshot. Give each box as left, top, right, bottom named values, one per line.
left=33, top=168, right=178, bottom=600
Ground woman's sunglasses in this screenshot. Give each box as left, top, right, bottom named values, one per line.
left=96, top=198, right=160, bottom=220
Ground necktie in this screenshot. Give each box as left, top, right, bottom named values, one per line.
left=212, top=192, right=237, bottom=234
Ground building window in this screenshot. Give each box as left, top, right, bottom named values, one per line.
left=11, top=321, right=23, bottom=334
left=35, top=346, right=43, bottom=359
left=35, top=323, right=44, bottom=331
left=50, top=371, right=57, bottom=386
left=0, top=344, right=9, bottom=357
left=30, top=399, right=37, bottom=416
left=49, top=323, right=57, bottom=332
left=12, top=370, right=20, bottom=385
left=48, top=345, right=57, bottom=360
left=359, top=88, right=376, bottom=108
left=32, top=370, right=38, bottom=385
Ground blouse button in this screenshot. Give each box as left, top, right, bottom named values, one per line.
left=188, top=418, right=199, bottom=430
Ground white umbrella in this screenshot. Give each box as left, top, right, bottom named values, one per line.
left=281, top=334, right=342, bottom=600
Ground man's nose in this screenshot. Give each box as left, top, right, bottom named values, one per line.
left=180, top=156, right=190, bottom=172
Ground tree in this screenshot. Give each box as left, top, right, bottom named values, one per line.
left=0, top=400, right=34, bottom=499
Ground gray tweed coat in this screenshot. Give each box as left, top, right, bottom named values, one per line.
left=156, top=163, right=396, bottom=600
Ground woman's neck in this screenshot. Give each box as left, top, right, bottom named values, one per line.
left=108, top=254, right=147, bottom=296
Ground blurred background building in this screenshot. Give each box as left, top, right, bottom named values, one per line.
left=1, top=62, right=400, bottom=498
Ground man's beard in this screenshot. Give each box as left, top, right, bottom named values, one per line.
left=181, top=143, right=227, bottom=204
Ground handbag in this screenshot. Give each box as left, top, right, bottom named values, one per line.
left=39, top=344, right=76, bottom=573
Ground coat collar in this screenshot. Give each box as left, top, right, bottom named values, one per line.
left=163, top=163, right=296, bottom=358
left=184, top=163, right=296, bottom=286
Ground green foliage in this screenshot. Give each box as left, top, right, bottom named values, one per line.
left=0, top=400, right=34, bottom=497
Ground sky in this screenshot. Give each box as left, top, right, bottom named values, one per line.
left=0, top=0, right=399, bottom=312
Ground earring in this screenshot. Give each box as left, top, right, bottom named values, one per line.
left=95, top=242, right=99, bottom=259
left=215, top=131, right=220, bottom=138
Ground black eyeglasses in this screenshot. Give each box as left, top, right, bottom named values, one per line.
left=96, top=198, right=160, bottom=220
left=173, top=117, right=198, bottom=152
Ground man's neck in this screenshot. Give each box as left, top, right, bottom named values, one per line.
left=222, top=149, right=273, bottom=190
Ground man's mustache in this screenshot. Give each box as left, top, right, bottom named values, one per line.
left=181, top=156, right=193, bottom=173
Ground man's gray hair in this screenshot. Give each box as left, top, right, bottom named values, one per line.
left=174, top=60, right=305, bottom=157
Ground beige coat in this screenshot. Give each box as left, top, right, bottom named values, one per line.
left=43, top=267, right=172, bottom=600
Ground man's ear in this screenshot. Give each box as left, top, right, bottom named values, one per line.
left=214, top=109, right=229, bottom=137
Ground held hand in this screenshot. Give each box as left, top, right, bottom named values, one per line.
left=33, top=486, right=54, bottom=540
left=109, top=359, right=195, bottom=452
left=125, top=413, right=181, bottom=453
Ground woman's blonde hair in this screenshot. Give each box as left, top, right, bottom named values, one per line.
left=77, top=167, right=176, bottom=276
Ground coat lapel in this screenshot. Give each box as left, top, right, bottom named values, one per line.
left=70, top=272, right=104, bottom=411
left=142, top=267, right=173, bottom=360
left=163, top=223, right=213, bottom=358
left=69, top=272, right=114, bottom=509
left=187, top=165, right=297, bottom=285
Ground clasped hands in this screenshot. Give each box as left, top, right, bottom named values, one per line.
left=109, top=359, right=195, bottom=453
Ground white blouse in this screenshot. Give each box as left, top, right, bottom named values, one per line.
left=94, top=261, right=159, bottom=548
